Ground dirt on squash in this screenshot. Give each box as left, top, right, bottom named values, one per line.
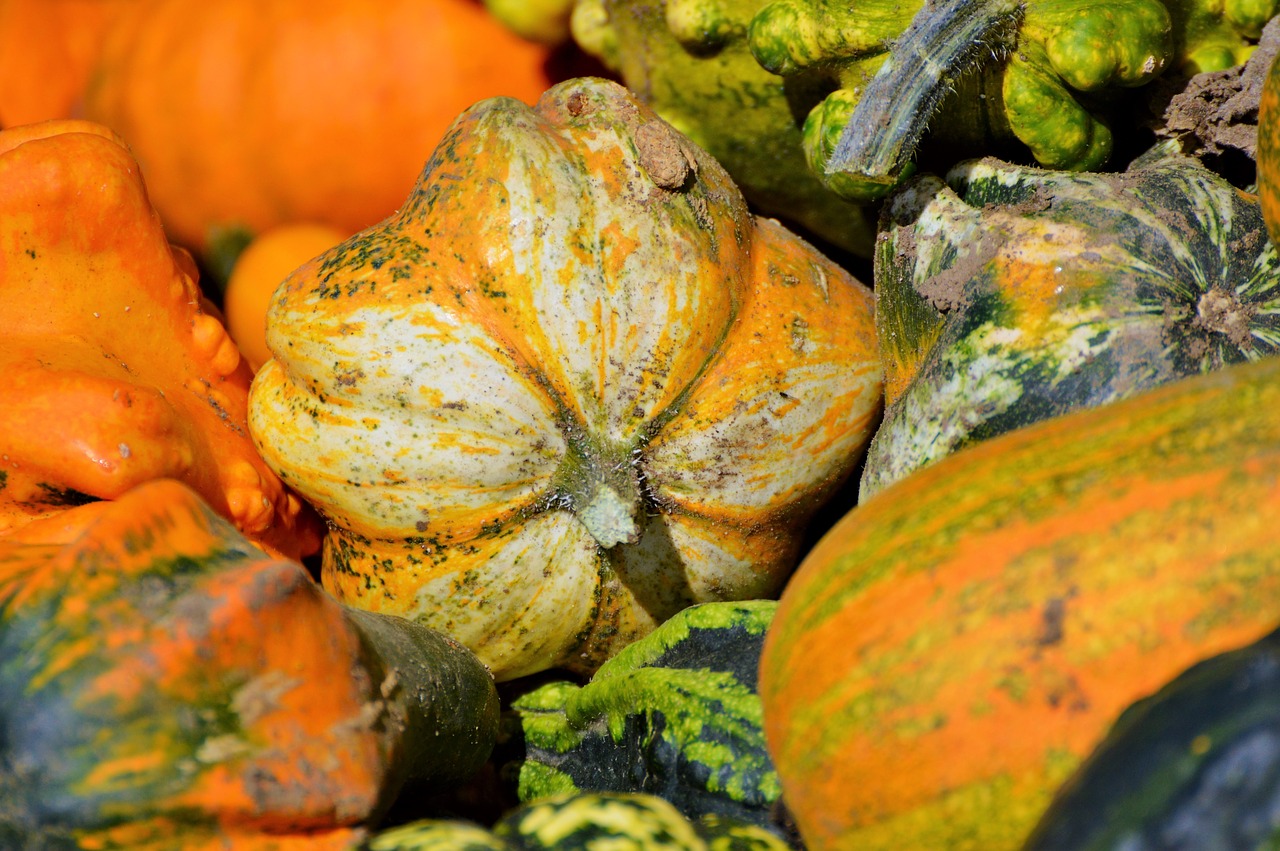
left=1151, top=16, right=1280, bottom=168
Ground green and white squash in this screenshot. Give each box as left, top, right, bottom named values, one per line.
left=861, top=142, right=1280, bottom=500
left=364, top=792, right=791, bottom=850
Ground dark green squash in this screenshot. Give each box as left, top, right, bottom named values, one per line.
left=1023, top=628, right=1280, bottom=850
left=861, top=141, right=1280, bottom=500
left=364, top=792, right=791, bottom=850
left=0, top=479, right=499, bottom=851
left=497, top=601, right=787, bottom=838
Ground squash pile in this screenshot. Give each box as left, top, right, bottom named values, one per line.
left=4, top=1, right=1280, bottom=849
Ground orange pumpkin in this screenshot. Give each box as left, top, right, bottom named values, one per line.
left=1259, top=44, right=1280, bottom=245
left=83, top=0, right=555, bottom=254
left=0, top=0, right=136, bottom=127
left=223, top=223, right=348, bottom=371
left=0, top=118, right=322, bottom=559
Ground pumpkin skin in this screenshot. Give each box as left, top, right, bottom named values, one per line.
left=1023, top=628, right=1280, bottom=850
left=223, top=223, right=348, bottom=372
left=247, top=77, right=882, bottom=682
left=365, top=792, right=791, bottom=851
left=0, top=0, right=136, bottom=127
left=83, top=0, right=554, bottom=254
left=860, top=144, right=1280, bottom=500
left=0, top=119, right=322, bottom=559
left=0, top=479, right=500, bottom=851
left=759, top=354, right=1280, bottom=851
left=1258, top=41, right=1280, bottom=245
left=502, top=601, right=785, bottom=835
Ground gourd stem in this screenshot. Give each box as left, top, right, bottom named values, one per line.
left=552, top=427, right=644, bottom=550
left=825, top=0, right=1024, bottom=183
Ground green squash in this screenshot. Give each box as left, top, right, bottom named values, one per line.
left=568, top=0, right=877, bottom=254
left=803, top=0, right=1278, bottom=195
left=860, top=142, right=1280, bottom=500
left=499, top=601, right=785, bottom=836
left=364, top=792, right=791, bottom=850
left=1023, top=628, right=1280, bottom=850
left=0, top=479, right=498, bottom=851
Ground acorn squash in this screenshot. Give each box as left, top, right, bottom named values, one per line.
left=246, top=77, right=882, bottom=682
left=0, top=479, right=499, bottom=851
left=861, top=142, right=1280, bottom=500
left=760, top=354, right=1280, bottom=850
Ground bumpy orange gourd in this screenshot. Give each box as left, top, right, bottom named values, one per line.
left=247, top=78, right=883, bottom=681
left=224, top=223, right=348, bottom=372
left=0, top=0, right=136, bottom=127
left=0, top=479, right=499, bottom=851
left=83, top=0, right=555, bottom=254
left=0, top=119, right=321, bottom=559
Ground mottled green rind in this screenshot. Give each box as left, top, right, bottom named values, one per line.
left=504, top=601, right=782, bottom=830
left=861, top=145, right=1280, bottom=500
left=364, top=792, right=791, bottom=850
left=1024, top=629, right=1280, bottom=850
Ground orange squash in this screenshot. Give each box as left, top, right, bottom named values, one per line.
left=0, top=0, right=136, bottom=127
left=83, top=0, right=555, bottom=254
left=0, top=119, right=321, bottom=559
left=0, top=479, right=499, bottom=851
left=247, top=78, right=883, bottom=681
left=759, top=354, right=1280, bottom=850
left=1259, top=42, right=1280, bottom=245
left=223, top=223, right=348, bottom=372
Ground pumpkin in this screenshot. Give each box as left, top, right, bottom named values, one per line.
left=83, top=0, right=554, bottom=255
left=0, top=119, right=322, bottom=559
left=246, top=77, right=883, bottom=682
left=1258, top=35, right=1280, bottom=245
left=1023, top=627, right=1280, bottom=850
left=569, top=0, right=878, bottom=255
left=365, top=792, right=791, bottom=850
left=758, top=354, right=1280, bottom=850
left=859, top=141, right=1280, bottom=500
left=0, top=478, right=500, bottom=851
left=500, top=601, right=785, bottom=836
left=0, top=0, right=136, bottom=127
left=223, top=223, right=348, bottom=372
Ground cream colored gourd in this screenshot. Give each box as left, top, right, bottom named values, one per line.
left=247, top=78, right=882, bottom=681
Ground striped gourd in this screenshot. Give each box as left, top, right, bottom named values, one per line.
left=759, top=354, right=1280, bottom=850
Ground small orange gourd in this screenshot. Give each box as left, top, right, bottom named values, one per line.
left=0, top=119, right=321, bottom=558
left=223, top=223, right=348, bottom=371
left=84, top=0, right=555, bottom=254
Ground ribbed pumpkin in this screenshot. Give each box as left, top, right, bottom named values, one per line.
left=83, top=0, right=554, bottom=254
left=759, top=354, right=1280, bottom=850
left=0, top=479, right=500, bottom=851
left=861, top=144, right=1280, bottom=500
left=247, top=77, right=883, bottom=681
left=0, top=0, right=136, bottom=127
left=0, top=119, right=321, bottom=559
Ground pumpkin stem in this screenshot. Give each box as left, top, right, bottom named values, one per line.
left=552, top=426, right=645, bottom=549
left=824, top=0, right=1024, bottom=187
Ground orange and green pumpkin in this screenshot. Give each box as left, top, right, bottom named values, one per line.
left=0, top=118, right=321, bottom=559
left=0, top=479, right=499, bottom=851
left=759, top=354, right=1280, bottom=850
left=246, top=77, right=883, bottom=681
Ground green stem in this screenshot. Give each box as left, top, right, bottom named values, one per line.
left=825, top=0, right=1024, bottom=184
